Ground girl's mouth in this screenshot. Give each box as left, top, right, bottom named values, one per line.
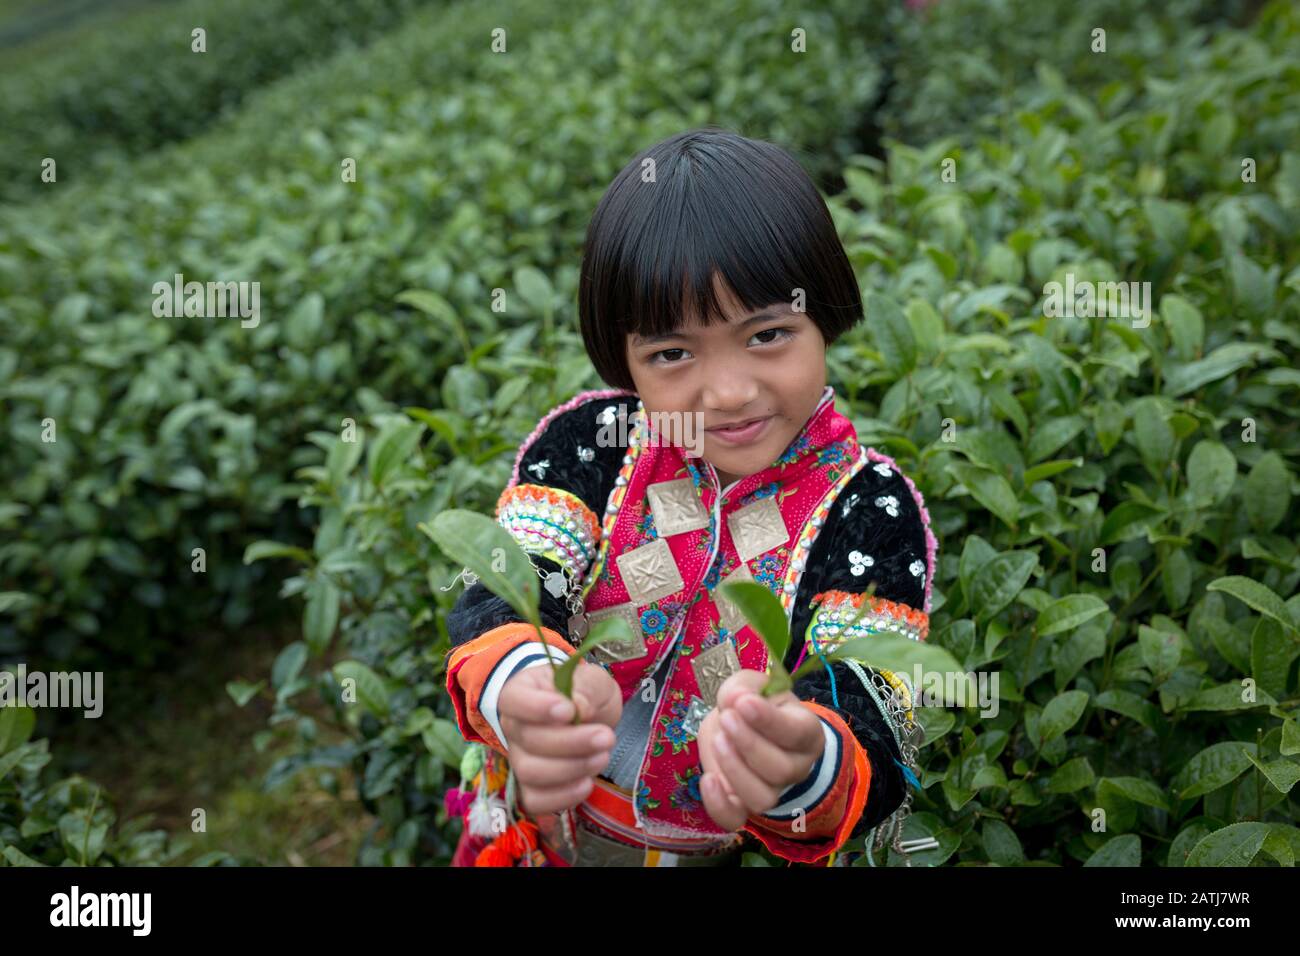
left=706, top=415, right=772, bottom=446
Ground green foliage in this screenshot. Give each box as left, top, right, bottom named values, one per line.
left=0, top=706, right=179, bottom=866
left=0, top=0, right=880, bottom=670
left=4, top=0, right=1297, bottom=867
left=830, top=0, right=1300, bottom=866
left=0, top=0, right=432, bottom=202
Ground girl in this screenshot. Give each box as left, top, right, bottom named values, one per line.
left=442, top=127, right=937, bottom=867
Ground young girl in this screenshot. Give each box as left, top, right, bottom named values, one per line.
left=442, top=127, right=937, bottom=867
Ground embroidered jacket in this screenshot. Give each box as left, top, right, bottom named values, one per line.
left=444, top=386, right=937, bottom=864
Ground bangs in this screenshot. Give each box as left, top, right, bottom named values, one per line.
left=617, top=184, right=808, bottom=344
left=579, top=127, right=862, bottom=391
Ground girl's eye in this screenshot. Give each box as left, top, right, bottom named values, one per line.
left=651, top=348, right=690, bottom=366
left=751, top=327, right=795, bottom=346
left=648, top=328, right=793, bottom=366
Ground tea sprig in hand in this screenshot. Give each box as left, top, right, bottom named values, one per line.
left=717, top=579, right=963, bottom=692
left=421, top=509, right=635, bottom=723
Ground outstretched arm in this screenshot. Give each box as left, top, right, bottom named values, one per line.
left=443, top=390, right=635, bottom=754
left=741, top=453, right=936, bottom=863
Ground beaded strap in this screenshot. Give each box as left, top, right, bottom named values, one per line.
left=495, top=484, right=602, bottom=585
left=806, top=589, right=929, bottom=644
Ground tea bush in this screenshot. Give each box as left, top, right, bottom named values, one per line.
left=824, top=0, right=1300, bottom=865
left=247, top=0, right=1300, bottom=865
left=0, top=0, right=434, bottom=202
left=867, top=0, right=1268, bottom=147
left=5, top=0, right=878, bottom=666
left=0, top=705, right=192, bottom=866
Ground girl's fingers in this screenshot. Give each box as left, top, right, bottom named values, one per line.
left=510, top=721, right=615, bottom=758
left=500, top=682, right=573, bottom=724
left=717, top=708, right=806, bottom=789
left=510, top=749, right=610, bottom=787
left=702, top=772, right=745, bottom=831
left=713, top=729, right=778, bottom=814
left=734, top=692, right=820, bottom=753
left=519, top=776, right=595, bottom=816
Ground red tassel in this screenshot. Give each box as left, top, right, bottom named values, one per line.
left=474, top=844, right=514, bottom=867
left=500, top=820, right=540, bottom=857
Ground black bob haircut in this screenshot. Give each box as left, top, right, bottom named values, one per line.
left=578, top=126, right=863, bottom=392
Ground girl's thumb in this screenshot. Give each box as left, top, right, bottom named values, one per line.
left=573, top=691, right=592, bottom=721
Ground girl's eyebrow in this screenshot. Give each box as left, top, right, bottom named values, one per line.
left=633, top=309, right=788, bottom=345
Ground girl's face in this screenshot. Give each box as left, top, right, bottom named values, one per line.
left=624, top=273, right=827, bottom=489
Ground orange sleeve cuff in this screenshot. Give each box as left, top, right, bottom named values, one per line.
left=444, top=622, right=577, bottom=755
left=741, top=701, right=872, bottom=865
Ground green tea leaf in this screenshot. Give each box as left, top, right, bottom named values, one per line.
left=368, top=419, right=425, bottom=488
left=1186, top=440, right=1236, bottom=504
left=970, top=550, right=1039, bottom=621
left=720, top=580, right=791, bottom=665
left=1206, top=576, right=1296, bottom=633
left=866, top=292, right=917, bottom=374
left=1038, top=690, right=1088, bottom=744
left=243, top=540, right=314, bottom=565
left=421, top=510, right=540, bottom=629
left=226, top=680, right=265, bottom=708
left=553, top=616, right=637, bottom=700
left=1036, top=594, right=1108, bottom=636
left=949, top=462, right=1019, bottom=528
left=1185, top=823, right=1271, bottom=867
left=1243, top=752, right=1300, bottom=794
left=1243, top=452, right=1290, bottom=533
left=1084, top=834, right=1141, bottom=867
left=820, top=634, right=965, bottom=694
left=1172, top=742, right=1255, bottom=801
left=333, top=661, right=390, bottom=718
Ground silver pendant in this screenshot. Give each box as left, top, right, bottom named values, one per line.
left=580, top=602, right=647, bottom=663
left=646, top=478, right=710, bottom=536
left=712, top=562, right=756, bottom=635
left=681, top=696, right=711, bottom=740
left=543, top=571, right=567, bottom=598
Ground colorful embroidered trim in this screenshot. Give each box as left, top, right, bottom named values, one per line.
left=776, top=443, right=868, bottom=619
left=496, top=484, right=602, bottom=583
left=581, top=403, right=646, bottom=603
left=803, top=588, right=930, bottom=648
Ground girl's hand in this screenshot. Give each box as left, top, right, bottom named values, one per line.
left=498, top=660, right=622, bottom=816
left=696, top=669, right=824, bottom=832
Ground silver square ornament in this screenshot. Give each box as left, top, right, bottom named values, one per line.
left=616, top=537, right=684, bottom=606
left=645, top=478, right=710, bottom=536
left=692, top=640, right=741, bottom=708
left=680, top=696, right=711, bottom=740
left=578, top=601, right=646, bottom=663
left=727, top=495, right=790, bottom=562
left=712, top=561, right=756, bottom=635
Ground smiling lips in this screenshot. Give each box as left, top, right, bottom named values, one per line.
left=706, top=415, right=772, bottom=445
left=708, top=415, right=767, bottom=431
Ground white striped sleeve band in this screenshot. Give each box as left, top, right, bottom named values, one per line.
left=479, top=641, right=571, bottom=752
left=760, top=717, right=840, bottom=820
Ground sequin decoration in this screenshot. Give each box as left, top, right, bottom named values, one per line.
left=806, top=588, right=929, bottom=645
left=496, top=483, right=602, bottom=583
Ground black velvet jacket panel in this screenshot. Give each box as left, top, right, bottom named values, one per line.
left=444, top=391, right=929, bottom=837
